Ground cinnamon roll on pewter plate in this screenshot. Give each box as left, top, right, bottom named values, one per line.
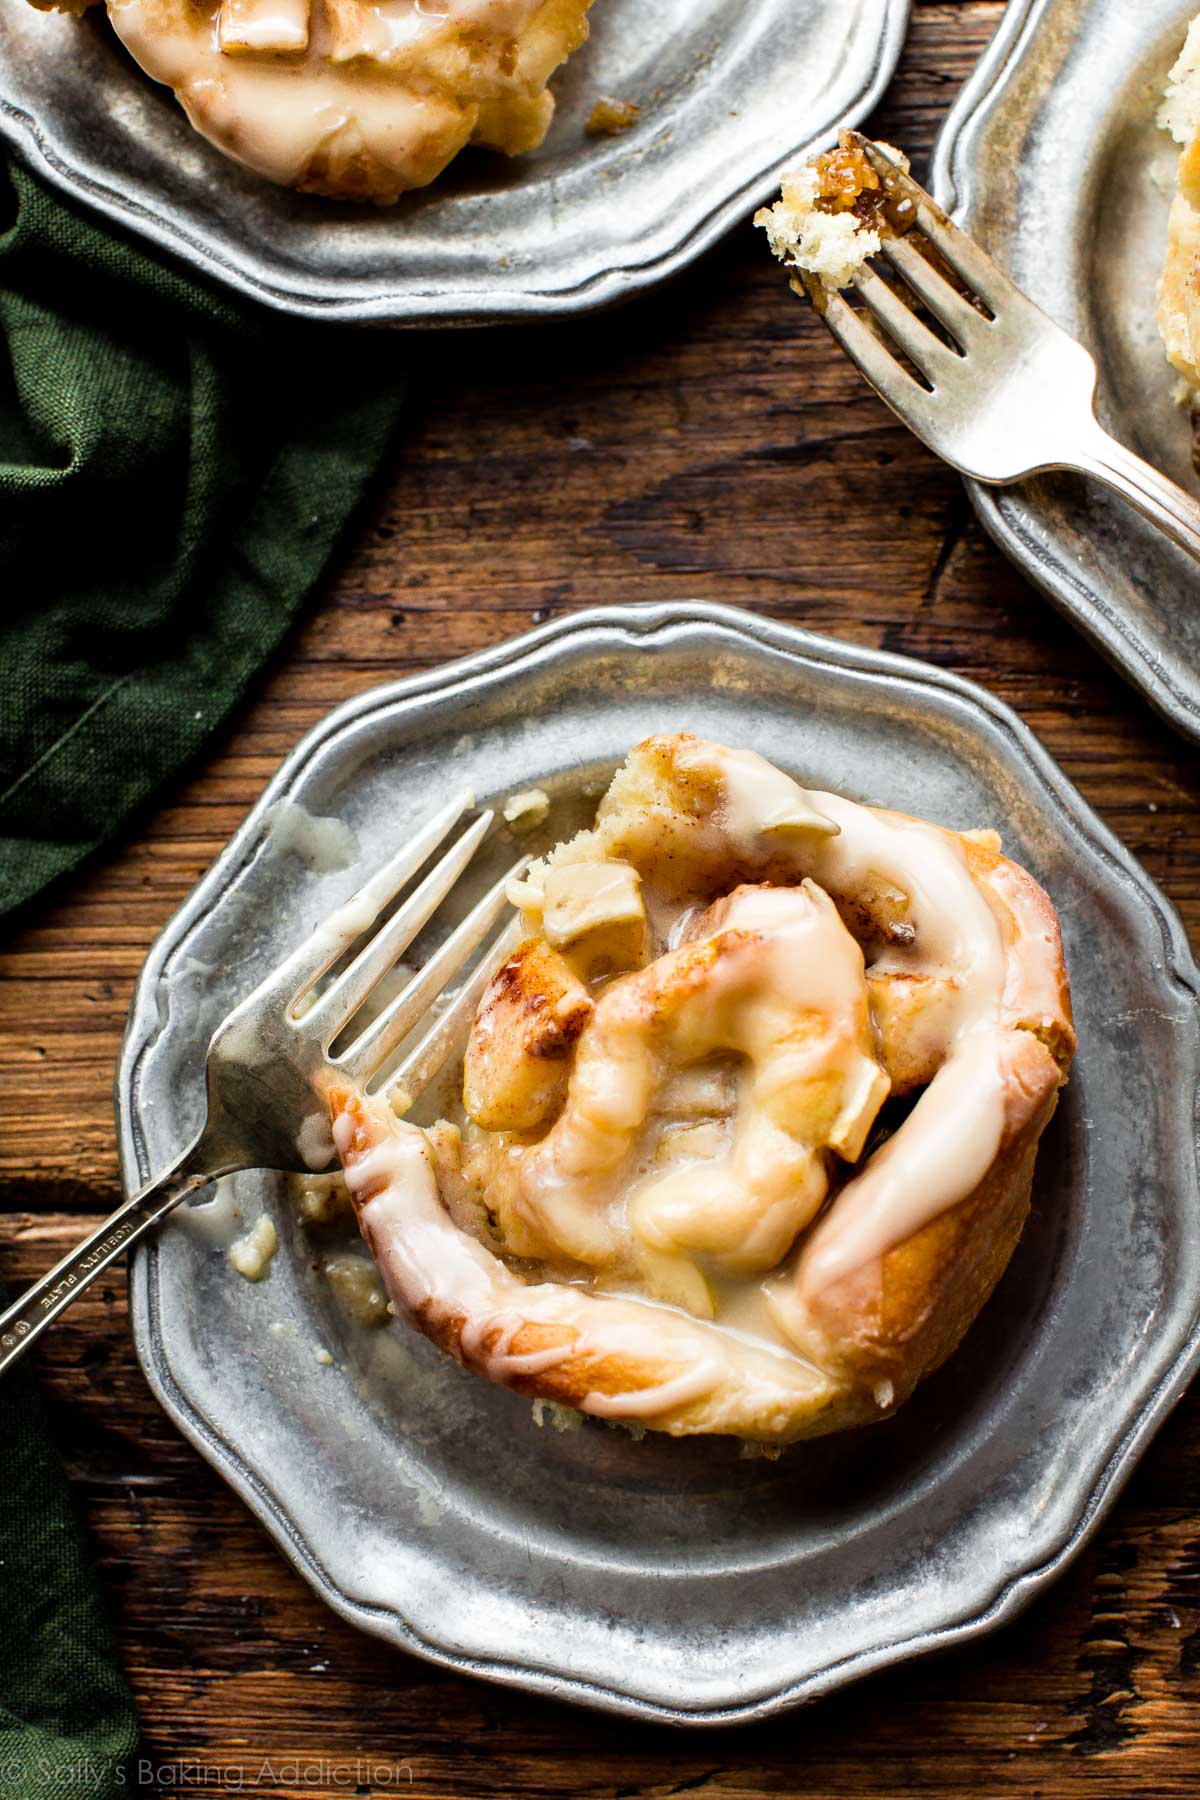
left=28, top=0, right=597, bottom=202
left=330, top=735, right=1075, bottom=1445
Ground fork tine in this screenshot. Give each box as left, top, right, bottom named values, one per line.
left=384, top=917, right=524, bottom=1111
left=810, top=280, right=942, bottom=437
left=850, top=265, right=962, bottom=384
left=303, top=808, right=494, bottom=1035
left=878, top=234, right=990, bottom=350
left=335, top=856, right=530, bottom=1086
left=283, top=789, right=477, bottom=1003
left=852, top=134, right=1020, bottom=316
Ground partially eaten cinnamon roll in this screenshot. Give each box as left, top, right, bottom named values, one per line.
left=330, top=735, right=1074, bottom=1444
left=30, top=0, right=596, bottom=201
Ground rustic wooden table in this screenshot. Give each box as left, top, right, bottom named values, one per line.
left=3, top=2, right=1200, bottom=1794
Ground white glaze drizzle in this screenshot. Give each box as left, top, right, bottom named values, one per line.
left=336, top=1103, right=818, bottom=1421
left=698, top=745, right=1013, bottom=1289
left=690, top=742, right=840, bottom=845
left=582, top=1358, right=724, bottom=1419
left=620, top=882, right=888, bottom=1274
left=331, top=736, right=1066, bottom=1421
left=492, top=745, right=1012, bottom=1301
left=457, top=1309, right=574, bottom=1378
left=476, top=883, right=865, bottom=1279
left=792, top=1032, right=1007, bottom=1292
left=106, top=0, right=562, bottom=196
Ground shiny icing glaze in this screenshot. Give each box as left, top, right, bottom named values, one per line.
left=104, top=0, right=571, bottom=197
left=496, top=880, right=889, bottom=1294
left=688, top=745, right=1016, bottom=1316
left=498, top=743, right=1016, bottom=1329
left=331, top=736, right=1071, bottom=1428
left=336, top=1105, right=833, bottom=1423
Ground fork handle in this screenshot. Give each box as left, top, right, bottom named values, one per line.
left=0, top=1151, right=216, bottom=1379
left=1074, top=426, right=1200, bottom=563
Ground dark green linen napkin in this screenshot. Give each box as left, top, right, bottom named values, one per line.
left=0, top=1280, right=138, bottom=1799
left=0, top=151, right=406, bottom=919
left=0, top=151, right=409, bottom=1790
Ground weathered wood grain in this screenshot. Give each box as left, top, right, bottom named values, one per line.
left=2, top=2, right=1200, bottom=1794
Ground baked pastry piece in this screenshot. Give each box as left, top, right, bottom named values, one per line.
left=330, top=735, right=1074, bottom=1444
left=756, top=133, right=915, bottom=291
left=30, top=0, right=595, bottom=201
left=1159, top=17, right=1200, bottom=403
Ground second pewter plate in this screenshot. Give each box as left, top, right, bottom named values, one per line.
left=932, top=0, right=1200, bottom=742
left=117, top=603, right=1200, bottom=1721
left=0, top=0, right=907, bottom=324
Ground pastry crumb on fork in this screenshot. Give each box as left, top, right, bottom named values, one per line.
left=755, top=131, right=916, bottom=293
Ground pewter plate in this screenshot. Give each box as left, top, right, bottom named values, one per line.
left=0, top=0, right=907, bottom=325
left=118, top=602, right=1200, bottom=1722
left=931, top=0, right=1200, bottom=741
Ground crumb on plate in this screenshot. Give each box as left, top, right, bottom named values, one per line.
left=503, top=787, right=551, bottom=832
left=228, top=1214, right=278, bottom=1282
left=586, top=96, right=641, bottom=137
left=738, top=1439, right=783, bottom=1461
left=531, top=1398, right=584, bottom=1431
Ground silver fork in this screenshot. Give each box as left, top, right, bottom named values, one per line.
left=0, top=793, right=527, bottom=1377
left=794, top=134, right=1200, bottom=561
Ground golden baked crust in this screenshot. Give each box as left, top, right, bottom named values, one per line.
left=32, top=0, right=595, bottom=202
left=462, top=936, right=593, bottom=1133
left=331, top=735, right=1075, bottom=1443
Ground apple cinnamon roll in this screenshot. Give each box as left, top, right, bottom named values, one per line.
left=330, top=735, right=1074, bottom=1443
left=30, top=0, right=596, bottom=201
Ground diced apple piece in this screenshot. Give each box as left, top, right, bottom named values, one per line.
left=541, top=860, right=648, bottom=978
left=634, top=1246, right=716, bottom=1320
left=219, top=0, right=309, bottom=57
left=827, top=1054, right=891, bottom=1161
left=654, top=1120, right=729, bottom=1166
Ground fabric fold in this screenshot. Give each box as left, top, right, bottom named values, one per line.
left=0, top=1281, right=140, bottom=1799
left=0, top=152, right=407, bottom=919
left=0, top=147, right=409, bottom=1784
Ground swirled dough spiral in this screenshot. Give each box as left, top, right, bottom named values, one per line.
left=33, top=0, right=595, bottom=201
left=330, top=735, right=1074, bottom=1443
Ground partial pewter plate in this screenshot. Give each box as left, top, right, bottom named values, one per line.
left=119, top=602, right=1200, bottom=1724
left=0, top=1, right=907, bottom=325
left=931, top=0, right=1200, bottom=742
